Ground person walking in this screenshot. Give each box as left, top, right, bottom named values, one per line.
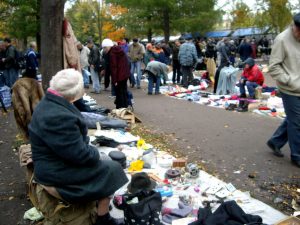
left=77, top=41, right=90, bottom=88
left=266, top=13, right=300, bottom=168
left=128, top=38, right=145, bottom=88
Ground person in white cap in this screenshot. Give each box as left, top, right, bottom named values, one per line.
left=102, top=38, right=130, bottom=109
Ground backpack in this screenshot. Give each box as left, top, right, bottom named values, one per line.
left=14, top=49, right=26, bottom=70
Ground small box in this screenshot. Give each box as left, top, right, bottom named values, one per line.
left=172, top=158, right=187, bottom=167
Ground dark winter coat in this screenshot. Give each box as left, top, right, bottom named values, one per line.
left=172, top=45, right=180, bottom=61
left=28, top=92, right=128, bottom=203
left=238, top=42, right=252, bottom=61
left=88, top=45, right=100, bottom=66
left=4, top=45, right=15, bottom=69
left=109, top=46, right=130, bottom=84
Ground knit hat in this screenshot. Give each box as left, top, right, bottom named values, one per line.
left=185, top=34, right=193, bottom=40
left=102, top=38, right=114, bottom=48
left=293, top=12, right=300, bottom=28
left=127, top=172, right=156, bottom=194
left=243, top=57, right=255, bottom=67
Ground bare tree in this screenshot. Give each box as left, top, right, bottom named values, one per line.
left=40, top=0, right=67, bottom=90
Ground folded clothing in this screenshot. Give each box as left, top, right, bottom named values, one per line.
left=81, top=112, right=127, bottom=129
left=162, top=201, right=193, bottom=218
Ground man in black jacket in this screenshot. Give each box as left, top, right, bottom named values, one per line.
left=2, top=38, right=19, bottom=88
left=87, top=39, right=101, bottom=94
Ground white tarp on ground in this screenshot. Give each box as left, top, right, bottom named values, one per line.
left=91, top=141, right=287, bottom=225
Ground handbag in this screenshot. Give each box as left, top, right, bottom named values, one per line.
left=118, top=190, right=162, bottom=225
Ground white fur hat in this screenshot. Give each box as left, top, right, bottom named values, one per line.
left=49, top=69, right=84, bottom=100
left=102, top=38, right=114, bottom=48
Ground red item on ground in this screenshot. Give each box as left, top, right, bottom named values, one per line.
left=258, top=106, right=271, bottom=110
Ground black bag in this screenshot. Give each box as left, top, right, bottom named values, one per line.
left=14, top=49, right=26, bottom=70
left=191, top=78, right=201, bottom=86
left=119, top=190, right=162, bottom=225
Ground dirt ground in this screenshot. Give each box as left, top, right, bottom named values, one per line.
left=0, top=66, right=299, bottom=224
left=0, top=111, right=31, bottom=225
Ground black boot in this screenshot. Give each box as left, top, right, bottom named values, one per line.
left=236, top=100, right=249, bottom=112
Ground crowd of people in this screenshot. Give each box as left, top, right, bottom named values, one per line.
left=0, top=33, right=274, bottom=100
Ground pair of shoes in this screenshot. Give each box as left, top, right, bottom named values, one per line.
left=131, top=84, right=135, bottom=88
left=155, top=92, right=161, bottom=95
left=137, top=86, right=141, bottom=89
left=239, top=93, right=247, bottom=98
left=84, top=85, right=89, bottom=89
left=291, top=160, right=300, bottom=168
left=226, top=103, right=237, bottom=111
left=266, top=141, right=284, bottom=157
left=236, top=100, right=249, bottom=112
left=147, top=92, right=152, bottom=95
left=90, top=90, right=100, bottom=94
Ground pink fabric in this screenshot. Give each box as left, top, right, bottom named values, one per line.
left=47, top=88, right=63, bottom=97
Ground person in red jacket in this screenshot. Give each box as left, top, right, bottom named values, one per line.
left=239, top=57, right=264, bottom=99
left=102, top=38, right=130, bottom=109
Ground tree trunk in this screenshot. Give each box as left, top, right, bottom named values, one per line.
left=163, top=8, right=170, bottom=42
left=97, top=1, right=102, bottom=44
left=40, top=0, right=66, bottom=90
left=147, top=15, right=152, bottom=42
left=36, top=0, right=41, bottom=52
left=147, top=28, right=152, bottom=42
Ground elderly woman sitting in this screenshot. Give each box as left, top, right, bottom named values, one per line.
left=28, top=69, right=128, bottom=225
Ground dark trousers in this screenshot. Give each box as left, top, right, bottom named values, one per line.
left=213, top=63, right=227, bottom=93
left=181, top=65, right=193, bottom=88
left=148, top=72, right=160, bottom=94
left=3, top=68, right=19, bottom=88
left=172, top=60, right=181, bottom=83
left=115, top=79, right=128, bottom=109
left=268, top=92, right=300, bottom=161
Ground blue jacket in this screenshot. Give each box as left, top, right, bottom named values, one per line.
left=178, top=42, right=198, bottom=66
left=26, top=48, right=39, bottom=71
